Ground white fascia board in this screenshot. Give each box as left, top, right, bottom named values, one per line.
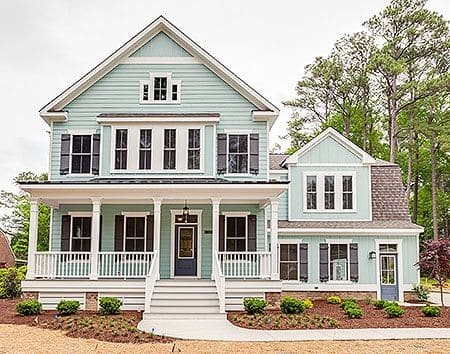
left=275, top=228, right=424, bottom=235
left=40, top=112, right=68, bottom=126
left=252, top=111, right=279, bottom=129
left=39, top=16, right=279, bottom=119
left=96, top=116, right=219, bottom=124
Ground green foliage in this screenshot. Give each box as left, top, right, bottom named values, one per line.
left=345, top=306, right=364, bottom=319
left=384, top=303, right=406, bottom=318
left=340, top=299, right=357, bottom=311
left=99, top=297, right=122, bottom=315
left=373, top=299, right=387, bottom=309
left=301, top=299, right=313, bottom=309
left=421, top=305, right=441, bottom=317
left=243, top=298, right=267, bottom=315
left=412, top=284, right=430, bottom=302
left=0, top=267, right=24, bottom=298
left=56, top=300, right=80, bottom=316
left=280, top=297, right=306, bottom=314
left=16, top=299, right=42, bottom=316
left=327, top=295, right=342, bottom=304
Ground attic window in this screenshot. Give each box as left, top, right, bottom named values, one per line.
left=140, top=72, right=181, bottom=104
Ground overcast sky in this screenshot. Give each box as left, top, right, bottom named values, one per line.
left=0, top=0, right=448, bottom=192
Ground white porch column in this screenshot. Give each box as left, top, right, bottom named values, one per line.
left=270, top=198, right=279, bottom=280
left=89, top=197, right=102, bottom=280
left=211, top=197, right=221, bottom=279
left=152, top=197, right=162, bottom=280
left=26, top=198, right=40, bottom=280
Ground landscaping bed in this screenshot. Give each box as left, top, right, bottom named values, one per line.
left=228, top=300, right=450, bottom=330
left=0, top=299, right=172, bottom=343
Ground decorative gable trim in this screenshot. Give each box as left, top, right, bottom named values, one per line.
left=39, top=16, right=279, bottom=125
left=283, top=127, right=376, bottom=166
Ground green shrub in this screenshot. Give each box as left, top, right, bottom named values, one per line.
left=0, top=268, right=23, bottom=298
left=384, top=304, right=405, bottom=318
left=421, top=305, right=441, bottom=317
left=340, top=299, right=358, bottom=311
left=327, top=295, right=341, bottom=304
left=99, top=297, right=122, bottom=315
left=412, top=284, right=430, bottom=302
left=16, top=300, right=42, bottom=316
left=345, top=306, right=363, bottom=319
left=280, top=297, right=306, bottom=314
left=56, top=300, right=80, bottom=316
left=301, top=299, right=313, bottom=310
left=373, top=299, right=386, bottom=309
left=243, top=298, right=267, bottom=315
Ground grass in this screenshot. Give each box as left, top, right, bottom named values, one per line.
left=420, top=277, right=450, bottom=287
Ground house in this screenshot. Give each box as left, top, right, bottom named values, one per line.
left=20, top=16, right=422, bottom=318
left=0, top=228, right=16, bottom=268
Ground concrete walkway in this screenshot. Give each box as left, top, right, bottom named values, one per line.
left=138, top=318, right=450, bottom=341
left=429, top=291, right=450, bottom=306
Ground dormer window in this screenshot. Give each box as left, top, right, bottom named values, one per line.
left=140, top=72, right=181, bottom=104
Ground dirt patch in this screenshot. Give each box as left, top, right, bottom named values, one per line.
left=0, top=298, right=172, bottom=343
left=228, top=300, right=450, bottom=330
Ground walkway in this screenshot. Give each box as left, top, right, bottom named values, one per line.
left=429, top=291, right=450, bottom=306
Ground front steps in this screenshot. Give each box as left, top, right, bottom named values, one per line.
left=143, top=279, right=226, bottom=320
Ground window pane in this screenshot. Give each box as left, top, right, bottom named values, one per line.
left=280, top=262, right=289, bottom=280
left=330, top=244, right=348, bottom=281
left=142, top=83, right=149, bottom=101
left=226, top=217, right=236, bottom=238
left=226, top=239, right=235, bottom=252
left=236, top=217, right=246, bottom=236
left=307, top=176, right=316, bottom=192
left=325, top=176, right=334, bottom=192
left=140, top=130, right=152, bottom=148
left=289, top=244, right=297, bottom=261
left=164, top=129, right=176, bottom=148
left=288, top=263, right=298, bottom=280
left=343, top=176, right=352, bottom=192
left=343, top=193, right=353, bottom=210
left=280, top=244, right=289, bottom=262
left=172, top=84, right=178, bottom=101
left=116, top=130, right=127, bottom=148
left=238, top=135, right=248, bottom=153
left=81, top=155, right=91, bottom=173
left=115, top=151, right=127, bottom=169
left=72, top=136, right=82, bottom=153
left=139, top=150, right=151, bottom=170
left=81, top=136, right=91, bottom=153
left=380, top=244, right=397, bottom=252
left=71, top=155, right=81, bottom=173
left=228, top=135, right=238, bottom=153
left=236, top=239, right=246, bottom=251
left=164, top=150, right=176, bottom=169
left=307, top=193, right=317, bottom=209
left=188, top=129, right=200, bottom=148
left=324, top=176, right=335, bottom=210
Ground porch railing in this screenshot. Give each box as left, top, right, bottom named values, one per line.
left=217, top=251, right=271, bottom=279
left=35, top=252, right=91, bottom=278
left=144, top=250, right=159, bottom=313
left=98, top=252, right=154, bottom=278
left=213, top=251, right=226, bottom=313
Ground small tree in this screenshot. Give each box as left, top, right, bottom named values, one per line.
left=417, top=238, right=450, bottom=306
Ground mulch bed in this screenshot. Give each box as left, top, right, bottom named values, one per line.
left=0, top=299, right=173, bottom=343
left=228, top=300, right=450, bottom=330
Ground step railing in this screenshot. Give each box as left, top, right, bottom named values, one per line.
left=213, top=251, right=226, bottom=313
left=35, top=252, right=91, bottom=278
left=98, top=252, right=154, bottom=279
left=144, top=250, right=159, bottom=313
left=217, top=251, right=271, bottom=279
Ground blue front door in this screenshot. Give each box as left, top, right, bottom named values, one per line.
left=380, top=254, right=399, bottom=301
left=174, top=225, right=197, bottom=276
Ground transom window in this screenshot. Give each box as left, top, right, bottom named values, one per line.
left=280, top=244, right=298, bottom=281
left=228, top=134, right=249, bottom=174
left=188, top=129, right=201, bottom=170
left=379, top=244, right=397, bottom=253
left=124, top=217, right=145, bottom=252
left=329, top=244, right=349, bottom=281
left=225, top=216, right=247, bottom=251
left=140, top=73, right=181, bottom=104
left=71, top=217, right=91, bottom=252
left=139, top=129, right=152, bottom=170
left=306, top=176, right=317, bottom=210
left=71, top=135, right=92, bottom=174
left=164, top=129, right=176, bottom=170
left=324, top=176, right=335, bottom=209
left=115, top=129, right=128, bottom=170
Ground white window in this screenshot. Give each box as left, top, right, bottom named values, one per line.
left=139, top=129, right=152, bottom=170
left=71, top=135, right=92, bottom=174
left=163, top=129, right=176, bottom=170
left=228, top=134, right=249, bottom=174
left=303, top=172, right=356, bottom=212
left=71, top=216, right=92, bottom=252
left=124, top=216, right=146, bottom=252
left=115, top=129, right=128, bottom=170
left=188, top=129, right=201, bottom=170
left=280, top=244, right=298, bottom=281
left=329, top=244, right=349, bottom=281
left=225, top=216, right=247, bottom=251
left=140, top=72, right=181, bottom=104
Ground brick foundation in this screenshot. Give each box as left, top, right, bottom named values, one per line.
left=282, top=291, right=377, bottom=301
left=22, top=292, right=39, bottom=300
left=403, top=291, right=416, bottom=302
left=85, top=292, right=98, bottom=311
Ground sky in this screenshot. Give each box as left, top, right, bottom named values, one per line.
left=0, top=0, right=449, bottom=193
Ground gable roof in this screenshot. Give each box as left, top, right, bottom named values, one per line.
left=269, top=154, right=289, bottom=170
left=283, top=127, right=376, bottom=166
left=40, top=16, right=279, bottom=125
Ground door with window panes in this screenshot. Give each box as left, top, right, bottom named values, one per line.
left=379, top=244, right=399, bottom=301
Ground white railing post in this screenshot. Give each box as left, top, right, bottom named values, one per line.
left=144, top=251, right=159, bottom=313
left=152, top=197, right=162, bottom=280
left=211, top=197, right=221, bottom=279
left=270, top=198, right=279, bottom=280
left=213, top=251, right=226, bottom=313
left=89, top=197, right=102, bottom=280
left=26, top=198, right=40, bottom=280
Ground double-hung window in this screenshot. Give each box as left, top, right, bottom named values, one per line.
left=228, top=134, right=249, bottom=174
left=139, top=129, right=152, bottom=170
left=306, top=176, right=317, bottom=210
left=280, top=244, right=298, bottom=281
left=71, top=135, right=92, bottom=174
left=324, top=176, right=335, bottom=209
left=153, top=77, right=168, bottom=101
left=329, top=244, right=349, bottom=281
left=225, top=216, right=247, bottom=252
left=188, top=129, right=200, bottom=170
left=71, top=217, right=91, bottom=252
left=115, top=129, right=128, bottom=170
left=164, top=129, right=176, bottom=170
left=124, top=217, right=145, bottom=252
left=342, top=176, right=353, bottom=210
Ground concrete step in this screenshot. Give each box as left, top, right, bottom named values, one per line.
left=142, top=312, right=226, bottom=320
left=149, top=306, right=219, bottom=314
left=151, top=299, right=219, bottom=307
left=153, top=287, right=217, bottom=294
left=152, top=292, right=218, bottom=300
left=156, top=280, right=215, bottom=287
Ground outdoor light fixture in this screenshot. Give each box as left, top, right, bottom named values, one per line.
left=368, top=250, right=376, bottom=260
left=183, top=199, right=190, bottom=223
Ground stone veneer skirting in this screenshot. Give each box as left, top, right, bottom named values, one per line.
left=85, top=292, right=98, bottom=311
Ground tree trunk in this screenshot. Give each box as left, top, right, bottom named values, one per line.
left=412, top=171, right=419, bottom=223
left=389, top=77, right=399, bottom=163
left=406, top=129, right=414, bottom=200
left=430, top=130, right=439, bottom=240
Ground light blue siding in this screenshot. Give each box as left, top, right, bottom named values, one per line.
left=298, top=136, right=361, bottom=164
left=131, top=32, right=192, bottom=57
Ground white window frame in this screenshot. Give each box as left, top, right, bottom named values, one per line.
left=138, top=129, right=152, bottom=170
left=121, top=211, right=149, bottom=252
left=163, top=128, right=177, bottom=170
left=139, top=72, right=181, bottom=104
left=279, top=240, right=302, bottom=282
left=224, top=214, right=248, bottom=252
left=114, top=128, right=128, bottom=170
left=70, top=134, right=94, bottom=175
left=303, top=172, right=357, bottom=213
left=225, top=132, right=251, bottom=176
left=327, top=241, right=351, bottom=283
left=187, top=128, right=201, bottom=170
left=67, top=212, right=93, bottom=252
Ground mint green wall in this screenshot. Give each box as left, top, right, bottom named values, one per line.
left=278, top=234, right=419, bottom=285
left=298, top=136, right=361, bottom=164
left=131, top=32, right=192, bottom=57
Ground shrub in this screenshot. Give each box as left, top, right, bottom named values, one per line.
left=345, top=307, right=363, bottom=319
left=412, top=284, right=430, bottom=302
left=280, top=297, right=306, bottom=314
left=99, top=297, right=122, bottom=315
left=0, top=268, right=23, bottom=298
left=56, top=300, right=80, bottom=316
left=301, top=299, right=313, bottom=310
left=16, top=300, right=42, bottom=316
left=384, top=304, right=405, bottom=318
left=327, top=295, right=341, bottom=304
left=422, top=305, right=441, bottom=317
left=373, top=299, right=386, bottom=309
left=340, top=299, right=358, bottom=311
left=243, top=298, right=267, bottom=315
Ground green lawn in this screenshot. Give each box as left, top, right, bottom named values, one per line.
left=420, top=277, right=450, bottom=287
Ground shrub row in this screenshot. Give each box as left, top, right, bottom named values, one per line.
left=340, top=299, right=363, bottom=319
left=243, top=297, right=314, bottom=315
left=373, top=299, right=406, bottom=318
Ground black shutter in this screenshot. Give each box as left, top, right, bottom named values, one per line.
left=349, top=243, right=359, bottom=282
left=92, top=134, right=101, bottom=175
left=60, top=134, right=71, bottom=175
left=217, top=134, right=227, bottom=174
left=299, top=243, right=308, bottom=282
left=247, top=215, right=257, bottom=251
left=319, top=243, right=329, bottom=282
left=61, top=215, right=71, bottom=251
left=249, top=133, right=259, bottom=175
left=146, top=215, right=154, bottom=252
left=114, top=215, right=124, bottom=251
left=98, top=215, right=103, bottom=251
left=219, top=215, right=225, bottom=251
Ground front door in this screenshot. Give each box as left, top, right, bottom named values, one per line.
left=174, top=225, right=197, bottom=276
left=380, top=254, right=399, bottom=301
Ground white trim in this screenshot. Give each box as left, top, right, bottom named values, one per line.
left=121, top=211, right=150, bottom=217
left=325, top=238, right=352, bottom=244
left=121, top=56, right=201, bottom=64
left=39, top=16, right=278, bottom=123
left=253, top=111, right=278, bottom=129
left=139, top=72, right=181, bottom=105
left=278, top=241, right=303, bottom=282
left=221, top=211, right=251, bottom=217
left=40, top=112, right=67, bottom=125
left=97, top=116, right=219, bottom=124
left=67, top=212, right=93, bottom=217
left=277, top=228, right=423, bottom=236
left=375, top=239, right=404, bottom=302
left=269, top=170, right=288, bottom=175
left=67, top=129, right=96, bottom=135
